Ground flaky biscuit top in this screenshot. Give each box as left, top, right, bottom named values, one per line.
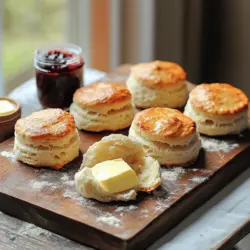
left=133, top=108, right=196, bottom=143
left=15, top=109, right=76, bottom=140
left=73, top=82, right=131, bottom=110
left=131, top=61, right=186, bottom=88
left=190, top=83, right=248, bottom=116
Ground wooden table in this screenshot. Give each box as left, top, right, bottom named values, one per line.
left=1, top=67, right=249, bottom=250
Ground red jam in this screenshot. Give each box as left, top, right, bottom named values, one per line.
left=34, top=44, right=84, bottom=109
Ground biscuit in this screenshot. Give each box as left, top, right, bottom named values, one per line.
left=126, top=61, right=188, bottom=108
left=14, top=109, right=80, bottom=169
left=129, top=108, right=201, bottom=166
left=75, top=134, right=161, bottom=202
left=70, top=82, right=135, bottom=131
left=184, top=83, right=249, bottom=136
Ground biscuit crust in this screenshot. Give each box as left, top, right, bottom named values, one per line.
left=131, top=61, right=186, bottom=88
left=190, top=83, right=248, bottom=116
left=133, top=108, right=196, bottom=142
left=15, top=109, right=76, bottom=140
left=73, top=82, right=131, bottom=109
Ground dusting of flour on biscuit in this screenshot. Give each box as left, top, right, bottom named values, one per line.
left=155, top=119, right=168, bottom=132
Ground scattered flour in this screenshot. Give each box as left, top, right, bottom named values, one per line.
left=115, top=205, right=137, bottom=213
left=62, top=189, right=97, bottom=208
left=18, top=223, right=52, bottom=237
left=154, top=198, right=171, bottom=213
left=190, top=176, right=208, bottom=184
left=65, top=180, right=75, bottom=187
left=29, top=170, right=74, bottom=196
left=141, top=209, right=149, bottom=218
left=62, top=190, right=83, bottom=201
left=61, top=173, right=70, bottom=182
left=161, top=167, right=186, bottom=182
left=0, top=151, right=15, bottom=159
left=201, top=137, right=239, bottom=152
left=30, top=180, right=53, bottom=190
left=28, top=169, right=96, bottom=207
left=97, top=214, right=121, bottom=227
left=174, top=167, right=186, bottom=174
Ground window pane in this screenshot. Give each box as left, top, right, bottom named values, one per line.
left=3, top=0, right=67, bottom=81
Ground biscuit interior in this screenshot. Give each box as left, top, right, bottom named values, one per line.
left=75, top=134, right=161, bottom=202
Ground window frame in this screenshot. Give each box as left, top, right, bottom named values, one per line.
left=1, top=0, right=91, bottom=95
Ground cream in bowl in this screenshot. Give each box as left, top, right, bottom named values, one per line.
left=0, top=97, right=21, bottom=142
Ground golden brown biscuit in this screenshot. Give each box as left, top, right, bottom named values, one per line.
left=126, top=61, right=188, bottom=109
left=133, top=108, right=196, bottom=143
left=129, top=108, right=201, bottom=166
left=189, top=83, right=248, bottom=116
left=14, top=109, right=80, bottom=169
left=70, top=82, right=135, bottom=131
left=184, top=83, right=249, bottom=136
left=73, top=82, right=131, bottom=114
left=15, top=109, right=75, bottom=141
left=131, top=60, right=186, bottom=87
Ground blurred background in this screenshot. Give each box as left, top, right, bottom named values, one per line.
left=0, top=0, right=250, bottom=96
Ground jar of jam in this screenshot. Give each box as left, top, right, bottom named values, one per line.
left=34, top=43, right=84, bottom=109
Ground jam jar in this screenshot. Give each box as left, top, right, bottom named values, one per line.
left=34, top=43, right=84, bottom=109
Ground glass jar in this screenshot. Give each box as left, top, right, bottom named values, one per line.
left=34, top=43, right=84, bottom=109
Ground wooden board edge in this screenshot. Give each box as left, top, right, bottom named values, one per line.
left=126, top=146, right=250, bottom=250
left=0, top=193, right=127, bottom=250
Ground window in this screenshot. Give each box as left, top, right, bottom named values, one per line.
left=3, top=0, right=67, bottom=93
left=0, top=0, right=154, bottom=95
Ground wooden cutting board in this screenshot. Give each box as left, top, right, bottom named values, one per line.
left=0, top=65, right=250, bottom=250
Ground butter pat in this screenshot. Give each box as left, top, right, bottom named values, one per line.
left=0, top=100, right=16, bottom=116
left=92, top=158, right=139, bottom=194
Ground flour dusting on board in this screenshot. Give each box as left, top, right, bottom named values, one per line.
left=30, top=180, right=54, bottom=190
left=190, top=176, right=208, bottom=184
left=154, top=197, right=171, bottom=214
left=0, top=150, right=15, bottom=160
left=61, top=173, right=70, bottom=181
left=97, top=214, right=121, bottom=227
left=115, top=205, right=137, bottom=213
left=161, top=167, right=186, bottom=182
left=201, top=137, right=239, bottom=152
left=26, top=168, right=101, bottom=209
